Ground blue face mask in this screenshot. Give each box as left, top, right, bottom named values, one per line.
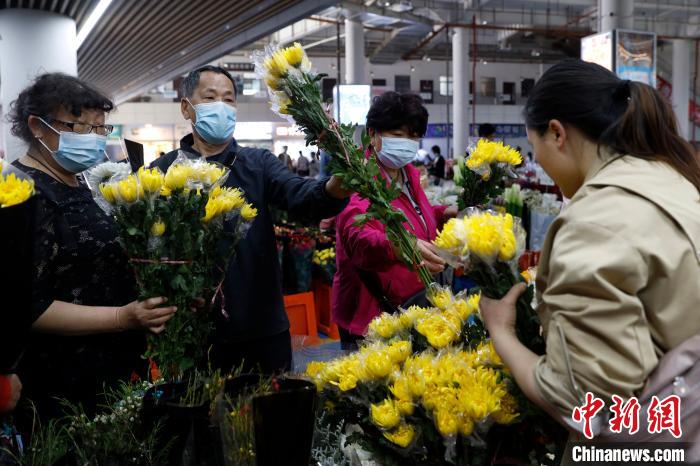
left=377, top=136, right=420, bottom=169
left=38, top=118, right=107, bottom=173
left=188, top=99, right=237, bottom=144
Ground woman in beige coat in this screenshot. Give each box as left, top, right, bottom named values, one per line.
left=480, top=59, right=700, bottom=444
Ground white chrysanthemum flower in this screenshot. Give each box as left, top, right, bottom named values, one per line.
left=87, top=161, right=131, bottom=187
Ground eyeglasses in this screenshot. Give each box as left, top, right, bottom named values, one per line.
left=42, top=116, right=115, bottom=136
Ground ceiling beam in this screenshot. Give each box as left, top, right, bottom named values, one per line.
left=402, top=24, right=446, bottom=60
left=340, top=0, right=434, bottom=26
left=369, top=27, right=403, bottom=59
left=111, top=0, right=337, bottom=104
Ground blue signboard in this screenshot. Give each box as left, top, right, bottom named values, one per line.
left=426, top=123, right=526, bottom=139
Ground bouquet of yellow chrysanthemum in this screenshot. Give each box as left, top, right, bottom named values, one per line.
left=254, top=43, right=433, bottom=287
left=307, top=288, right=529, bottom=465
left=433, top=209, right=541, bottom=352
left=88, top=153, right=258, bottom=379
left=453, top=139, right=522, bottom=210
left=310, top=284, right=565, bottom=465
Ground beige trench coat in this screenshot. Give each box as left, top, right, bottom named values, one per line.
left=533, top=154, right=700, bottom=429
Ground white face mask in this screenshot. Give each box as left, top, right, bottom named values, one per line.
left=377, top=136, right=420, bottom=169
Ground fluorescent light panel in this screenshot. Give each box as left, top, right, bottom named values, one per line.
left=77, top=0, right=114, bottom=48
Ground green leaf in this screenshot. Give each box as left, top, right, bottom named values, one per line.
left=127, top=227, right=139, bottom=236
left=170, top=274, right=187, bottom=292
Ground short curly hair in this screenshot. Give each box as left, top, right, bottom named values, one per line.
left=365, top=91, right=428, bottom=137
left=9, top=73, right=114, bottom=143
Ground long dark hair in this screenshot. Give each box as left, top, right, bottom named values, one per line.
left=525, top=59, right=700, bottom=192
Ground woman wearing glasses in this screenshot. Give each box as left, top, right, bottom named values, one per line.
left=9, top=73, right=176, bottom=420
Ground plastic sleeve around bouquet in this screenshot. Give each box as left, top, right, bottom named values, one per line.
left=0, top=163, right=36, bottom=371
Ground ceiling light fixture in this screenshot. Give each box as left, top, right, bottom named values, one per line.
left=77, top=0, right=114, bottom=48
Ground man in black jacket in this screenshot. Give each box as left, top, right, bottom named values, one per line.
left=151, top=65, right=351, bottom=373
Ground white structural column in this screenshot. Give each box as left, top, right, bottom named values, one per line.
left=672, top=39, right=691, bottom=140
left=599, top=0, right=634, bottom=31
left=0, top=9, right=78, bottom=162
left=344, top=18, right=366, bottom=84
left=452, top=27, right=469, bottom=158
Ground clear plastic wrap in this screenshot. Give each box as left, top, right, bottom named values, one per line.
left=433, top=208, right=526, bottom=274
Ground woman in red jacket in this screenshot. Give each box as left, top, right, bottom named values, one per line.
left=333, top=92, right=456, bottom=348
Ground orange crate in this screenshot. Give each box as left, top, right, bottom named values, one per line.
left=312, top=279, right=340, bottom=339
left=284, top=291, right=319, bottom=345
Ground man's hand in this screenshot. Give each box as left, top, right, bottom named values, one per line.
left=325, top=175, right=353, bottom=200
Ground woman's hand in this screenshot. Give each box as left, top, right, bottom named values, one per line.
left=417, top=239, right=446, bottom=274
left=390, top=239, right=445, bottom=274
left=480, top=283, right=527, bottom=339
left=119, top=297, right=177, bottom=334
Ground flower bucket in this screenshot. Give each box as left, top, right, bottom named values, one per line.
left=141, top=381, right=220, bottom=465
left=221, top=375, right=317, bottom=466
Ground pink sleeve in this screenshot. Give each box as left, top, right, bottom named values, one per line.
left=432, top=204, right=449, bottom=229
left=337, top=200, right=397, bottom=272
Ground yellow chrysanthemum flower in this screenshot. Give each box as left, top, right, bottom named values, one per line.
left=364, top=350, right=393, bottom=379
left=386, top=340, right=412, bottom=364
left=116, top=175, right=140, bottom=203
left=475, top=340, right=503, bottom=366
left=492, top=393, right=519, bottom=424
left=150, top=220, right=166, bottom=237
left=466, top=139, right=522, bottom=171
left=435, top=409, right=459, bottom=437
left=241, top=203, right=258, bottom=222
left=283, top=42, right=305, bottom=67
left=429, top=287, right=453, bottom=310
left=211, top=186, right=245, bottom=209
left=415, top=314, right=460, bottom=349
left=305, top=361, right=325, bottom=378
left=265, top=76, right=282, bottom=91
left=434, top=212, right=520, bottom=265
left=0, top=173, right=34, bottom=208
left=99, top=182, right=117, bottom=204
left=370, top=399, right=401, bottom=430
left=203, top=196, right=224, bottom=222
left=164, top=164, right=192, bottom=191
left=264, top=51, right=290, bottom=78
left=338, top=373, right=358, bottom=392
left=137, top=167, right=164, bottom=194
left=367, top=314, right=400, bottom=340
left=161, top=185, right=172, bottom=197
left=197, top=163, right=226, bottom=186
left=390, top=376, right=413, bottom=401
left=382, top=423, right=415, bottom=448
left=458, top=418, right=474, bottom=437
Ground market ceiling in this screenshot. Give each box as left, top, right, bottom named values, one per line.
left=0, top=0, right=336, bottom=104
